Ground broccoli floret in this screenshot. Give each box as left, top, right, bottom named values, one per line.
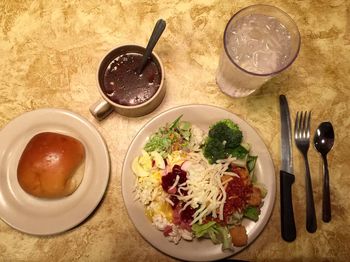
left=208, top=121, right=242, bottom=148
left=203, top=119, right=244, bottom=163
left=203, top=137, right=226, bottom=164
left=215, top=119, right=239, bottom=131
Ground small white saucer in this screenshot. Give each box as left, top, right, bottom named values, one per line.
left=0, top=108, right=110, bottom=235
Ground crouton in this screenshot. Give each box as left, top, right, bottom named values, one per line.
left=230, top=225, right=248, bottom=247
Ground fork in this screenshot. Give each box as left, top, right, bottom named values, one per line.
left=294, top=111, right=317, bottom=233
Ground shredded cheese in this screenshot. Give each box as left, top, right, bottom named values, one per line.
left=169, top=175, right=180, bottom=191
left=176, top=152, right=239, bottom=224
left=165, top=197, right=175, bottom=206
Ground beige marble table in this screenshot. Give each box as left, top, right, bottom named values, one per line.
left=0, top=1, right=349, bottom=261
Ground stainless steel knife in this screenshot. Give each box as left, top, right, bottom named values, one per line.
left=279, top=95, right=296, bottom=242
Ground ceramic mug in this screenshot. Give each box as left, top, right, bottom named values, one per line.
left=89, top=44, right=165, bottom=120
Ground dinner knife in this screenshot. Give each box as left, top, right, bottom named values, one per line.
left=279, top=95, right=296, bottom=242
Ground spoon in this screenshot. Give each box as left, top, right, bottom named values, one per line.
left=138, top=19, right=166, bottom=74
left=313, top=121, right=335, bottom=223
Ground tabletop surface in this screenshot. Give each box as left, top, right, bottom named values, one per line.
left=0, top=0, right=349, bottom=261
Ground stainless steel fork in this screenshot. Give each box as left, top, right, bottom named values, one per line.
left=294, top=111, right=317, bottom=233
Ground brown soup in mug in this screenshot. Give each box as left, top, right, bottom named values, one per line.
left=101, top=52, right=161, bottom=106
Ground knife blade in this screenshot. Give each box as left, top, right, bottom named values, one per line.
left=279, top=95, right=296, bottom=242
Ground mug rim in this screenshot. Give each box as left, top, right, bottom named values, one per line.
left=96, top=44, right=165, bottom=109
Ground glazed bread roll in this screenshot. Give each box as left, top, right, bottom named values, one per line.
left=17, top=132, right=86, bottom=198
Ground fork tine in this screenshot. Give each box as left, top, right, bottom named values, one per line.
left=306, top=111, right=311, bottom=138
left=302, top=111, right=307, bottom=138
left=299, top=111, right=303, bottom=138
left=294, top=111, right=299, bottom=139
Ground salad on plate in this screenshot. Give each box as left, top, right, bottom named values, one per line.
left=131, top=116, right=267, bottom=250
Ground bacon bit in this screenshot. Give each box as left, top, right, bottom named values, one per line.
left=223, top=175, right=252, bottom=221
left=231, top=166, right=251, bottom=186
left=222, top=175, right=234, bottom=191
left=228, top=195, right=238, bottom=200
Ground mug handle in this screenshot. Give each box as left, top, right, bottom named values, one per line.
left=89, top=99, right=114, bottom=121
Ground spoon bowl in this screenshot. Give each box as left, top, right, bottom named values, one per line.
left=314, top=122, right=335, bottom=155
left=313, top=121, right=335, bottom=222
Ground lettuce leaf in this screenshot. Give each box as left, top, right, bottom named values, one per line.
left=247, top=155, right=257, bottom=173
left=144, top=115, right=192, bottom=157
left=243, top=206, right=260, bottom=222
left=192, top=221, right=217, bottom=238
left=192, top=222, right=233, bottom=250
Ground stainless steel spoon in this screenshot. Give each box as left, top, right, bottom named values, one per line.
left=313, top=122, right=335, bottom=222
left=138, top=19, right=166, bottom=74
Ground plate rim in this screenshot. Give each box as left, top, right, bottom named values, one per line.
left=0, top=108, right=110, bottom=235
left=121, top=104, right=276, bottom=261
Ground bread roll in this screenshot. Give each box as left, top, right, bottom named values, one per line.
left=17, top=132, right=86, bottom=198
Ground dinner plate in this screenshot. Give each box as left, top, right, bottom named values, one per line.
left=122, top=104, right=276, bottom=261
left=0, top=108, right=110, bottom=235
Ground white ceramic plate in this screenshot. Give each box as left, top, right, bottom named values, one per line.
left=122, top=104, right=276, bottom=261
left=0, top=108, right=110, bottom=235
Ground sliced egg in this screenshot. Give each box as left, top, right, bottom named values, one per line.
left=151, top=151, right=165, bottom=169
left=132, top=157, right=149, bottom=177
left=139, top=150, right=152, bottom=170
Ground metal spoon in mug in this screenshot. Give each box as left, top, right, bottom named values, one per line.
left=138, top=19, right=166, bottom=74
left=313, top=122, right=335, bottom=223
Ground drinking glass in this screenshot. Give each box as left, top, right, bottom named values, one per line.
left=216, top=5, right=301, bottom=97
